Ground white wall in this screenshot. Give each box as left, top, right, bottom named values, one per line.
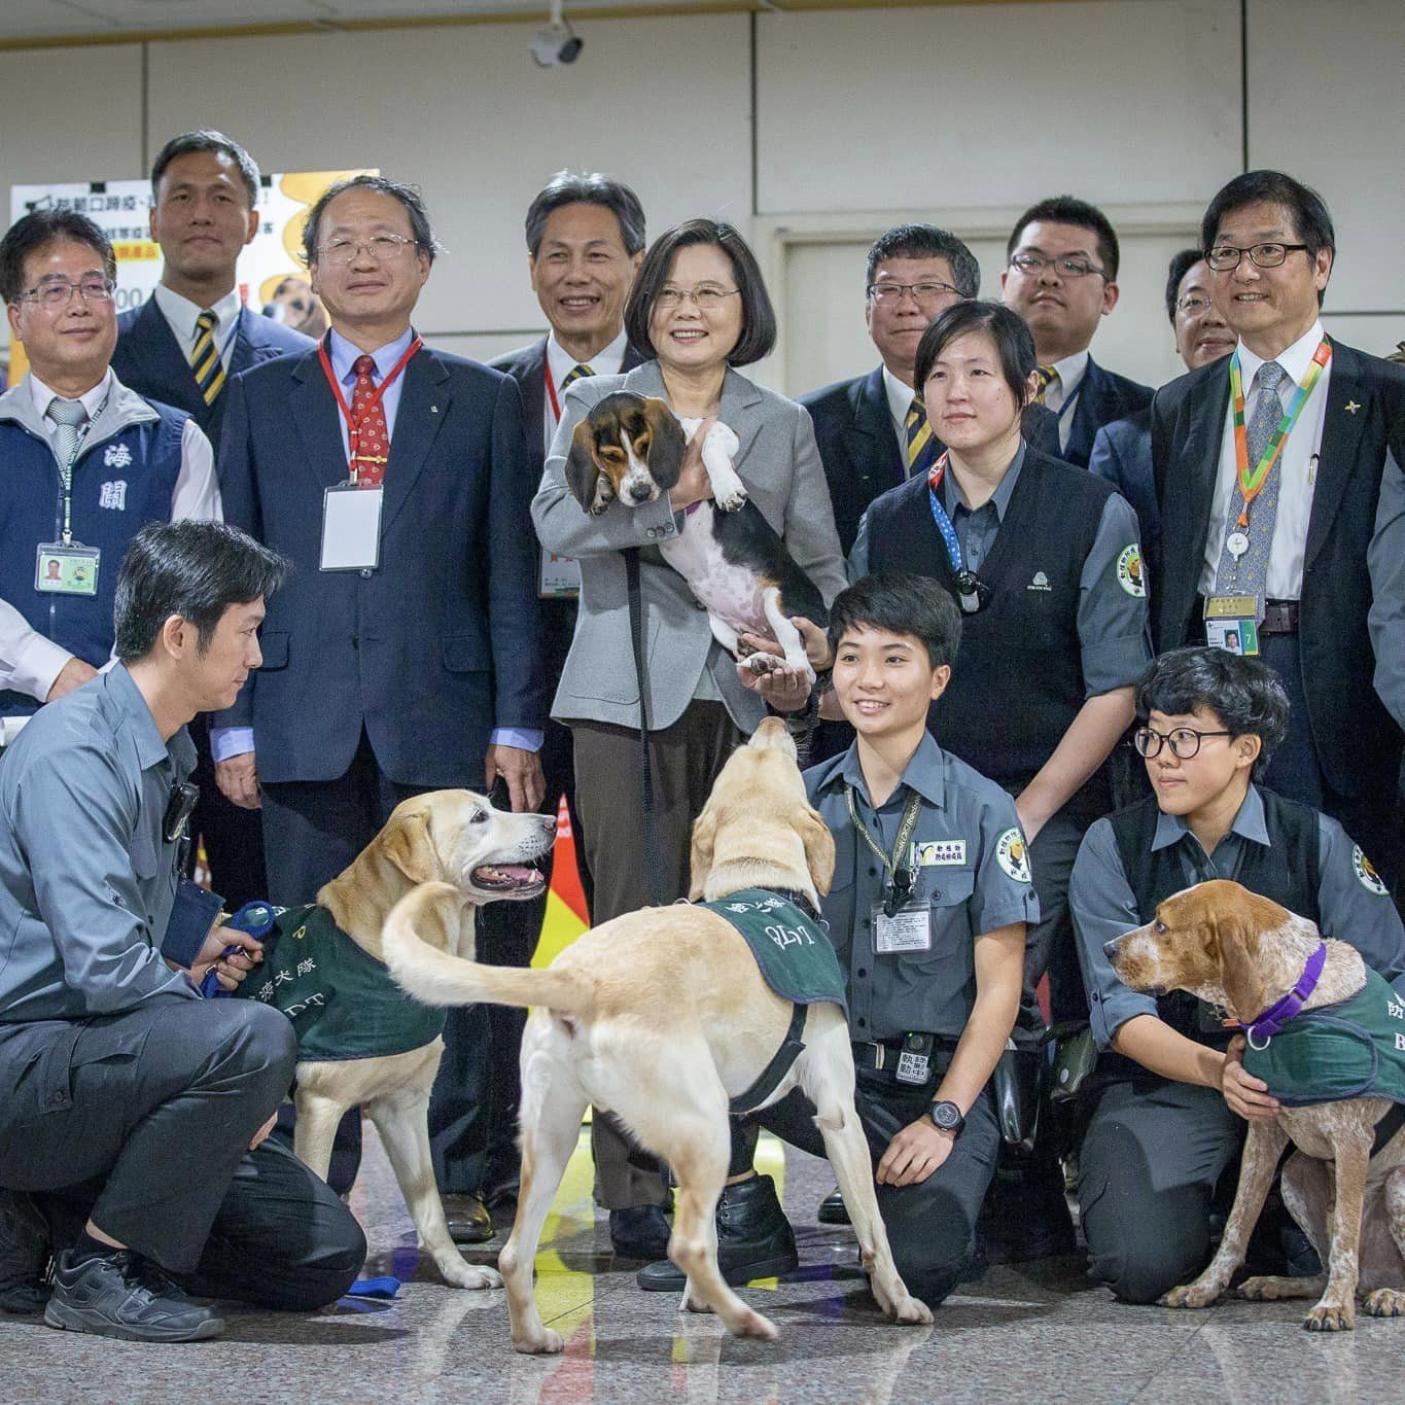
left=3, top=0, right=1403, bottom=387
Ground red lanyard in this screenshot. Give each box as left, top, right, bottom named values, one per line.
left=317, top=334, right=423, bottom=480
left=544, top=357, right=563, bottom=423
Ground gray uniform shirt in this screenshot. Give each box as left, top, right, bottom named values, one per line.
left=0, top=664, right=222, bottom=1022
left=805, top=732, right=1039, bottom=1041
left=1071, top=784, right=1405, bottom=1050
left=849, top=442, right=1150, bottom=696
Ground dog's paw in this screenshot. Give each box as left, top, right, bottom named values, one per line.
left=1160, top=1281, right=1223, bottom=1310
left=888, top=1294, right=934, bottom=1326
left=745, top=651, right=782, bottom=675
left=513, top=1327, right=564, bottom=1355
left=1239, top=1274, right=1309, bottom=1301
left=440, top=1255, right=502, bottom=1291
left=681, top=1288, right=714, bottom=1315
left=1363, top=1288, right=1405, bottom=1318
left=1304, top=1300, right=1356, bottom=1332
left=713, top=481, right=748, bottom=512
left=727, top=1306, right=779, bottom=1341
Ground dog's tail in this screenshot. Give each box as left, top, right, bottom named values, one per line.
left=383, top=881, right=594, bottom=1014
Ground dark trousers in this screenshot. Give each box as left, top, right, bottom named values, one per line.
left=0, top=1000, right=364, bottom=1307
left=187, top=712, right=268, bottom=911
left=572, top=701, right=744, bottom=1209
left=755, top=1063, right=1001, bottom=1307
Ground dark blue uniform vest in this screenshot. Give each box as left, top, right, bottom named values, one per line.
left=0, top=406, right=186, bottom=717
left=863, top=447, right=1114, bottom=795
left=1106, top=789, right=1320, bottom=1064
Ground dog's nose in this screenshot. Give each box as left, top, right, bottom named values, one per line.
left=626, top=483, right=652, bottom=503
left=1103, top=936, right=1123, bottom=959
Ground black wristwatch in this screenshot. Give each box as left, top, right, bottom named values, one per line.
left=928, top=1100, right=964, bottom=1135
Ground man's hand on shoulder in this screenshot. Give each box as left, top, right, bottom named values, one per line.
left=45, top=656, right=98, bottom=703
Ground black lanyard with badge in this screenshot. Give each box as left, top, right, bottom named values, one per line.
left=35, top=394, right=108, bottom=598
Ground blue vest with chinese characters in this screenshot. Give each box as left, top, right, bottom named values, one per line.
left=0, top=409, right=186, bottom=716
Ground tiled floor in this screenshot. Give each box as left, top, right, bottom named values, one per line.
left=4, top=1125, right=1403, bottom=1404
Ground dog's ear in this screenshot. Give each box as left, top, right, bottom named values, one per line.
left=564, top=417, right=602, bottom=511
left=380, top=809, right=439, bottom=884
left=688, top=804, right=719, bottom=902
left=1213, top=908, right=1268, bottom=1022
left=642, top=398, right=687, bottom=492
left=797, top=806, right=836, bottom=896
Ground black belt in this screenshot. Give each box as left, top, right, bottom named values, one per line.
left=1197, top=596, right=1299, bottom=637
left=852, top=1033, right=956, bottom=1074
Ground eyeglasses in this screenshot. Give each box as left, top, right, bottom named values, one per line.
left=1133, top=726, right=1234, bottom=760
left=1205, top=242, right=1311, bottom=272
left=654, top=284, right=740, bottom=311
left=1175, top=294, right=1220, bottom=315
left=1008, top=252, right=1105, bottom=280
left=316, top=234, right=420, bottom=265
left=18, top=276, right=116, bottom=309
left=867, top=280, right=960, bottom=305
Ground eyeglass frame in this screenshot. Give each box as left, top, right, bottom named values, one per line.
left=866, top=279, right=961, bottom=304
left=314, top=233, right=422, bottom=265
left=1174, top=294, right=1222, bottom=316
left=15, top=275, right=117, bottom=309
left=652, top=284, right=741, bottom=311
left=1007, top=251, right=1107, bottom=280
left=1133, top=725, right=1235, bottom=760
left=1204, top=242, right=1312, bottom=273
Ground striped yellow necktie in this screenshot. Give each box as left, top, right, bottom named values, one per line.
left=904, top=398, right=937, bottom=477
left=191, top=309, right=226, bottom=405
left=561, top=362, right=594, bottom=390
left=1033, top=365, right=1059, bottom=406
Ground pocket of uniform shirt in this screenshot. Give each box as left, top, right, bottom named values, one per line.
left=130, top=830, right=160, bottom=880
left=919, top=868, right=976, bottom=909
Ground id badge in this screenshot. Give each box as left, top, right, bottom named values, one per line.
left=320, top=482, right=383, bottom=572
left=874, top=905, right=930, bottom=955
left=35, top=541, right=100, bottom=596
left=539, top=547, right=581, bottom=599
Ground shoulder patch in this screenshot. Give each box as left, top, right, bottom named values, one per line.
left=1116, top=544, right=1146, bottom=597
left=1354, top=845, right=1389, bottom=896
left=995, top=828, right=1032, bottom=884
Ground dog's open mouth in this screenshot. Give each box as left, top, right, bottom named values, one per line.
left=470, top=863, right=546, bottom=893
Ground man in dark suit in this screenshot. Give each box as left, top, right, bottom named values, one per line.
left=111, top=130, right=312, bottom=911
left=1152, top=169, right=1405, bottom=879
left=212, top=175, right=545, bottom=1234
left=801, top=224, right=1062, bottom=556
left=1001, top=196, right=1153, bottom=468
left=1089, top=249, right=1236, bottom=560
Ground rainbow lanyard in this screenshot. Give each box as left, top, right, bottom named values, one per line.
left=1228, top=339, right=1331, bottom=528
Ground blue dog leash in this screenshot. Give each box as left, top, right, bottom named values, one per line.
left=199, top=900, right=281, bottom=998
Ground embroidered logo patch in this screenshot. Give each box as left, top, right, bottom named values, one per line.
left=996, top=828, right=1032, bottom=884
left=98, top=479, right=127, bottom=511
left=1027, top=571, right=1051, bottom=593
left=1354, top=845, right=1389, bottom=896
left=912, top=839, right=967, bottom=867
left=103, top=442, right=132, bottom=469
left=1117, top=544, right=1146, bottom=597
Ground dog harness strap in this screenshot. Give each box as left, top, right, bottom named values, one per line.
left=1243, top=941, right=1327, bottom=1042
left=729, top=1002, right=808, bottom=1115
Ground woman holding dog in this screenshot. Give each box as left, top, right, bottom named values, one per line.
left=531, top=219, right=846, bottom=1267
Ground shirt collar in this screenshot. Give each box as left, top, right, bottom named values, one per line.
left=105, top=663, right=173, bottom=771
left=838, top=731, right=948, bottom=812
left=1151, top=783, right=1270, bottom=852
left=546, top=329, right=629, bottom=389
left=1045, top=349, right=1089, bottom=406
left=1236, top=319, right=1326, bottom=392
left=28, top=368, right=113, bottom=422
left=327, top=325, right=418, bottom=384
left=152, top=283, right=243, bottom=350
left=882, top=365, right=918, bottom=429
left=941, top=440, right=1027, bottom=520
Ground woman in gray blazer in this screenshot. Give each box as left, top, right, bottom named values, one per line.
left=531, top=218, right=846, bottom=1259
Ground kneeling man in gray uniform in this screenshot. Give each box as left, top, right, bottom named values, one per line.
left=0, top=520, right=365, bottom=1340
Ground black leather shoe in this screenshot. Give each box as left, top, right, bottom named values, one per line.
left=636, top=1175, right=798, bottom=1291
left=817, top=1186, right=850, bottom=1225
left=44, top=1250, right=223, bottom=1342
left=610, top=1204, right=671, bottom=1261
left=0, top=1188, right=51, bottom=1314
left=443, top=1193, right=494, bottom=1244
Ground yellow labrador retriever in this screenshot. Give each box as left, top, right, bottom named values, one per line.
left=1108, top=878, right=1405, bottom=1331
left=382, top=717, right=931, bottom=1352
left=260, top=790, right=555, bottom=1290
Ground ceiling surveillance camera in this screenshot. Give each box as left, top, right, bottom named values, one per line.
left=531, top=0, right=582, bottom=66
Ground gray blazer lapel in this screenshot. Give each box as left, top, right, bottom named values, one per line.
left=719, top=368, right=766, bottom=469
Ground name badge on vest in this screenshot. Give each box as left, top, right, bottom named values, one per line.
left=539, top=547, right=581, bottom=599
left=320, top=482, right=383, bottom=572
left=1203, top=595, right=1260, bottom=657
left=874, top=903, right=930, bottom=955
left=35, top=541, right=100, bottom=597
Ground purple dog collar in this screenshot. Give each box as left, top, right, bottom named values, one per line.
left=1242, top=941, right=1327, bottom=1048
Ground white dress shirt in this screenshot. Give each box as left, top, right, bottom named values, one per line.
left=152, top=283, right=244, bottom=371
left=1198, top=319, right=1331, bottom=601
left=882, top=366, right=919, bottom=464
left=1039, top=350, right=1089, bottom=452
left=543, top=329, right=628, bottom=450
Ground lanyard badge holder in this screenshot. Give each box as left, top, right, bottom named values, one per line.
left=316, top=336, right=421, bottom=572
left=35, top=401, right=108, bottom=598
left=848, top=783, right=927, bottom=940
left=927, top=455, right=991, bottom=615
left=1203, top=341, right=1331, bottom=657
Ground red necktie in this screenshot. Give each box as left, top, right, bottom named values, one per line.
left=350, top=354, right=390, bottom=488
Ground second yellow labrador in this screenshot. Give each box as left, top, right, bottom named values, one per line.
left=383, top=717, right=932, bottom=1352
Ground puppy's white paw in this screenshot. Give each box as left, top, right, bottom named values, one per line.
left=513, top=1327, right=564, bottom=1355
left=713, top=478, right=748, bottom=512
left=682, top=1289, right=714, bottom=1315
left=889, top=1294, right=933, bottom=1326
left=728, top=1306, right=779, bottom=1341
left=745, top=651, right=781, bottom=675
left=439, top=1254, right=502, bottom=1290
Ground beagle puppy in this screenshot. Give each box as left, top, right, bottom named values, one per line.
left=565, top=393, right=828, bottom=684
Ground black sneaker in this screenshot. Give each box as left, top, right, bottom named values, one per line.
left=636, top=1174, right=798, bottom=1291
left=44, top=1249, right=223, bottom=1342
left=610, top=1204, right=671, bottom=1261
left=0, top=1188, right=51, bottom=1314
left=817, top=1186, right=850, bottom=1226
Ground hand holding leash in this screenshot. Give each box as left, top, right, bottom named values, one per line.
left=191, top=921, right=264, bottom=994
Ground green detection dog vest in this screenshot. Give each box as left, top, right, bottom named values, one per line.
left=698, top=889, right=847, bottom=1113
left=1243, top=968, right=1405, bottom=1107
left=230, top=904, right=445, bottom=1063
